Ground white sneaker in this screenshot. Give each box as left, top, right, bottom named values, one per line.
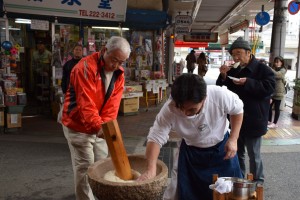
left=268, top=123, right=278, bottom=129
left=268, top=121, right=272, bottom=125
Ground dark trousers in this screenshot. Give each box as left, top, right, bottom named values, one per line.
left=269, top=99, right=281, bottom=124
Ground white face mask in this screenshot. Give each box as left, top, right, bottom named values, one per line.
left=185, top=113, right=200, bottom=119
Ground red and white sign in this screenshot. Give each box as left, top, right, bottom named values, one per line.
left=4, top=0, right=127, bottom=21
left=184, top=33, right=218, bottom=43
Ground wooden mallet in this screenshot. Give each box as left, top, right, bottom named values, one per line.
left=101, top=119, right=133, bottom=180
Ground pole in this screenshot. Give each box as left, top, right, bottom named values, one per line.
left=296, top=23, right=300, bottom=79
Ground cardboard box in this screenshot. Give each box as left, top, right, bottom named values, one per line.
left=119, top=97, right=139, bottom=113
left=0, top=111, right=4, bottom=126
left=6, top=113, right=22, bottom=128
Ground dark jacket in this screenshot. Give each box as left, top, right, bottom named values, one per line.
left=61, top=58, right=81, bottom=94
left=185, top=53, right=196, bottom=70
left=216, top=55, right=275, bottom=137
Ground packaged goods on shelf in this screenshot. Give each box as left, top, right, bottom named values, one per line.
left=4, top=94, right=17, bottom=106
left=17, top=93, right=27, bottom=105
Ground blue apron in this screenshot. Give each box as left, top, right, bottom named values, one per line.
left=177, top=132, right=242, bottom=200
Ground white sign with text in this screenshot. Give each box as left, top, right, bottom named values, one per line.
left=4, top=0, right=127, bottom=21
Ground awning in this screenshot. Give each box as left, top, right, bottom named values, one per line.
left=175, top=40, right=208, bottom=48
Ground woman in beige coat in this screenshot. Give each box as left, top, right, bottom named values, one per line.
left=268, top=56, right=287, bottom=129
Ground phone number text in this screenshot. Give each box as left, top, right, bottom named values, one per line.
left=79, top=10, right=115, bottom=19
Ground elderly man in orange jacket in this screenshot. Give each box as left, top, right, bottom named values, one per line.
left=62, top=36, right=131, bottom=200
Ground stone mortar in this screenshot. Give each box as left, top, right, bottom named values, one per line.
left=88, top=154, right=168, bottom=200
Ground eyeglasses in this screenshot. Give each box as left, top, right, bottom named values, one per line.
left=111, top=57, right=126, bottom=66
left=108, top=53, right=126, bottom=65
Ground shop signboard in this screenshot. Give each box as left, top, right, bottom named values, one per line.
left=4, top=0, right=127, bottom=22
left=184, top=32, right=218, bottom=43
left=175, top=15, right=192, bottom=26
left=175, top=26, right=189, bottom=35
left=31, top=20, right=49, bottom=31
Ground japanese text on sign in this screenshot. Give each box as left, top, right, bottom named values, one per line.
left=175, top=15, right=192, bottom=26
left=5, top=0, right=127, bottom=22
left=175, top=26, right=189, bottom=34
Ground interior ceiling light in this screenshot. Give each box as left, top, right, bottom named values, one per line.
left=15, top=18, right=31, bottom=24
left=2, top=26, right=21, bottom=30
left=92, top=26, right=129, bottom=30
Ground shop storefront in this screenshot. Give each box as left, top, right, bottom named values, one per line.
left=0, top=0, right=169, bottom=121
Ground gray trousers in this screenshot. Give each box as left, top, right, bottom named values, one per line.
left=237, top=135, right=264, bottom=184
left=62, top=125, right=108, bottom=200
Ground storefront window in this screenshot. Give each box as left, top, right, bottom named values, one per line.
left=84, top=26, right=130, bottom=53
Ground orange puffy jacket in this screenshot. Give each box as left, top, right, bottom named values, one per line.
left=62, top=52, right=124, bottom=134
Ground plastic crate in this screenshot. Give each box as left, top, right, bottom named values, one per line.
left=5, top=105, right=25, bottom=114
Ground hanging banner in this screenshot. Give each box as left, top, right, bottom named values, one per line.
left=4, top=0, right=127, bottom=22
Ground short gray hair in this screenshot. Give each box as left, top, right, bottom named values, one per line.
left=105, top=36, right=131, bottom=57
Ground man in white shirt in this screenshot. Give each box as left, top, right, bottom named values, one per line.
left=138, top=74, right=244, bottom=200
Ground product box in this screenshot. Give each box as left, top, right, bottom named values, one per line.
left=6, top=113, right=22, bottom=128
left=119, top=97, right=139, bottom=114
left=4, top=95, right=17, bottom=106
left=17, top=93, right=27, bottom=105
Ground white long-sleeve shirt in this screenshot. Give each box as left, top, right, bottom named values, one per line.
left=147, top=85, right=244, bottom=148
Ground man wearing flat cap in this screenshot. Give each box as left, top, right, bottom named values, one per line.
left=216, top=37, right=275, bottom=186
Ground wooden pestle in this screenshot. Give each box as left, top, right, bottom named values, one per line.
left=101, top=119, right=133, bottom=180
